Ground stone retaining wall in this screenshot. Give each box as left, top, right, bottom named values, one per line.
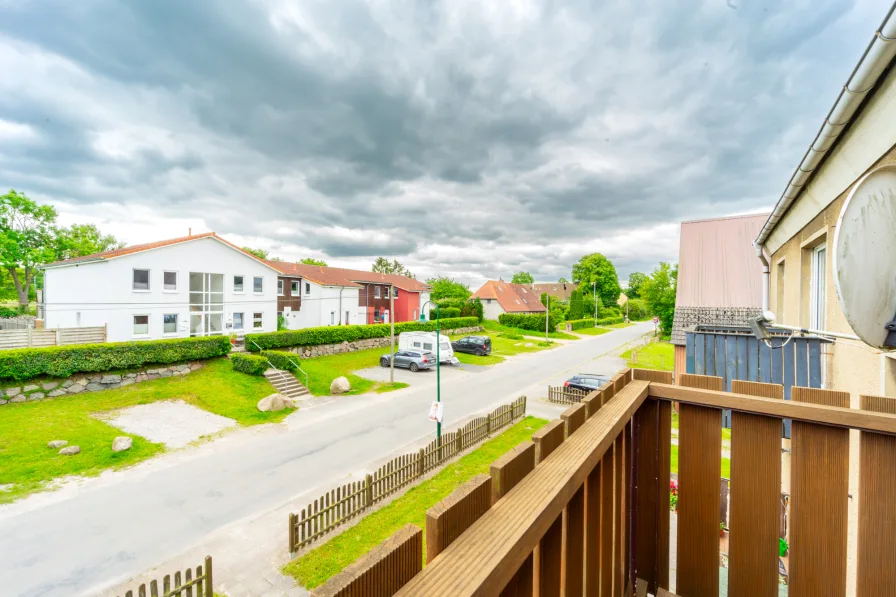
left=1, top=362, right=205, bottom=405
left=285, top=326, right=484, bottom=359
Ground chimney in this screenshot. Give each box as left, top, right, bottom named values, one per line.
left=188, top=227, right=192, bottom=236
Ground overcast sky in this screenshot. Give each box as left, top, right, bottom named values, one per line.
left=0, top=0, right=886, bottom=287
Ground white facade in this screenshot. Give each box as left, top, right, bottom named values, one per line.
left=482, top=298, right=504, bottom=320
left=43, top=237, right=279, bottom=342
left=283, top=279, right=361, bottom=329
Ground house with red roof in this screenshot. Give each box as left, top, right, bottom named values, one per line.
left=471, top=280, right=546, bottom=320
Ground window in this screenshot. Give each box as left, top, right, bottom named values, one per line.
left=776, top=260, right=786, bottom=322
left=133, top=269, right=150, bottom=291
left=189, top=272, right=224, bottom=337
left=253, top=312, right=263, bottom=329
left=413, top=341, right=421, bottom=347
left=233, top=312, right=244, bottom=330
left=424, top=342, right=433, bottom=350
left=234, top=275, right=244, bottom=293
left=253, top=277, right=263, bottom=293
left=375, top=286, right=381, bottom=299
left=810, top=244, right=826, bottom=330
left=305, top=282, right=311, bottom=295
left=163, top=271, right=177, bottom=291
left=330, top=311, right=335, bottom=325
left=277, top=279, right=284, bottom=296
left=392, top=287, right=399, bottom=298
left=163, top=314, right=178, bottom=334
left=292, top=280, right=299, bottom=294
left=133, top=315, right=149, bottom=336
left=345, top=310, right=350, bottom=324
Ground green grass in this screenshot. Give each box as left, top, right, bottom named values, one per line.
left=482, top=319, right=579, bottom=340
left=603, top=322, right=635, bottom=329
left=448, top=331, right=556, bottom=367
left=298, top=348, right=416, bottom=396
left=621, top=340, right=674, bottom=371
left=574, top=327, right=610, bottom=336
left=671, top=444, right=730, bottom=479
left=0, top=358, right=284, bottom=504
left=284, top=416, right=549, bottom=589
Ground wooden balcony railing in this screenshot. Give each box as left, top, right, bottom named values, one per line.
left=310, top=368, right=896, bottom=597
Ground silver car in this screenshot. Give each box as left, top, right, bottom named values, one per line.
left=380, top=349, right=436, bottom=372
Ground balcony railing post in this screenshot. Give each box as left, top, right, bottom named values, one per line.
left=491, top=441, right=537, bottom=596
left=561, top=403, right=587, bottom=596
left=532, top=420, right=566, bottom=597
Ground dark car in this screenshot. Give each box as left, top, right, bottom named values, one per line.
left=379, top=350, right=436, bottom=372
left=451, top=335, right=492, bottom=356
left=564, top=373, right=612, bottom=392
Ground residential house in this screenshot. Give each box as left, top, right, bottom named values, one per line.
left=531, top=282, right=578, bottom=301
left=671, top=214, right=768, bottom=380
left=754, top=11, right=896, bottom=398
left=41, top=233, right=280, bottom=342
left=264, top=262, right=362, bottom=329
left=347, top=271, right=431, bottom=324
left=471, top=280, right=546, bottom=320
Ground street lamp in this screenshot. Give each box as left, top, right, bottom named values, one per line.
left=420, top=300, right=441, bottom=447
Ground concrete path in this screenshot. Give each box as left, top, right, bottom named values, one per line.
left=0, top=322, right=651, bottom=597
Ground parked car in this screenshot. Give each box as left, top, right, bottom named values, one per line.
left=451, top=335, right=492, bottom=356
left=564, top=373, right=612, bottom=392
left=380, top=350, right=436, bottom=372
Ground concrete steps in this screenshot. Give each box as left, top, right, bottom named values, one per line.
left=264, top=369, right=311, bottom=399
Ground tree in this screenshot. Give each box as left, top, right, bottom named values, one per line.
left=427, top=276, right=471, bottom=300
left=242, top=246, right=269, bottom=260
left=567, top=288, right=584, bottom=320
left=372, top=257, right=415, bottom=278
left=571, top=253, right=622, bottom=307
left=641, top=262, right=678, bottom=335
left=55, top=223, right=124, bottom=261
left=558, top=277, right=569, bottom=284
left=625, top=272, right=648, bottom=299
left=511, top=271, right=534, bottom=285
left=0, top=190, right=58, bottom=308
left=300, top=257, right=327, bottom=266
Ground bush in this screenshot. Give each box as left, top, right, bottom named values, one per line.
left=0, top=336, right=232, bottom=382
left=566, top=318, right=595, bottom=330
left=0, top=307, right=19, bottom=318
left=231, top=353, right=269, bottom=376
left=435, top=307, right=461, bottom=319
left=498, top=312, right=562, bottom=332
left=460, top=298, right=484, bottom=323
left=567, top=290, right=584, bottom=320
left=596, top=315, right=625, bottom=326
left=245, top=317, right=479, bottom=351
left=625, top=298, right=650, bottom=320
left=597, top=306, right=620, bottom=319
left=435, top=298, right=466, bottom=310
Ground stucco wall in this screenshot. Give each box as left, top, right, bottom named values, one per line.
left=482, top=298, right=503, bottom=320
left=285, top=281, right=360, bottom=330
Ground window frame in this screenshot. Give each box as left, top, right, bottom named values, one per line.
left=305, top=282, right=311, bottom=295
left=232, top=312, right=244, bottom=330
left=392, top=286, right=399, bottom=298
left=162, top=271, right=178, bottom=292
left=132, top=269, right=151, bottom=292
left=374, top=286, right=381, bottom=299
left=291, top=280, right=299, bottom=294
left=132, top=314, right=150, bottom=337
left=233, top=275, right=245, bottom=294
left=253, top=276, right=264, bottom=294
left=252, top=312, right=264, bottom=329
left=162, top=313, right=178, bottom=335
left=277, top=279, right=284, bottom=296
left=810, top=243, right=827, bottom=331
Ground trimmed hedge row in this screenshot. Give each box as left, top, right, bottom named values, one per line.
left=566, top=318, right=595, bottom=330
left=596, top=316, right=625, bottom=326
left=435, top=307, right=461, bottom=319
left=0, top=336, right=232, bottom=382
left=231, top=353, right=269, bottom=375
left=498, top=313, right=562, bottom=332
left=245, top=317, right=479, bottom=351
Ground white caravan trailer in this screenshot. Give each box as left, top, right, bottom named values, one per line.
left=398, top=332, right=458, bottom=364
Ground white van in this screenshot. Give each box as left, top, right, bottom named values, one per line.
left=398, top=332, right=458, bottom=364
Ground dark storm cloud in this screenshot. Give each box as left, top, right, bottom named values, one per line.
left=0, top=0, right=885, bottom=285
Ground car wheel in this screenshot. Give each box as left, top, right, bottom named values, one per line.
left=409, top=363, right=419, bottom=372
left=380, top=357, right=389, bottom=367
left=476, top=349, right=486, bottom=356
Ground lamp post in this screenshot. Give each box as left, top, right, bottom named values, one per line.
left=420, top=300, right=441, bottom=446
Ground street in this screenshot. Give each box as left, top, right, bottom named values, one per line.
left=0, top=323, right=650, bottom=597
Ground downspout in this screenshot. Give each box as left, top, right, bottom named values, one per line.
left=754, top=243, right=770, bottom=313
left=339, top=287, right=344, bottom=325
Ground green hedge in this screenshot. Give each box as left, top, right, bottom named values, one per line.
left=498, top=313, right=562, bottom=332
left=245, top=317, right=479, bottom=351
left=566, top=318, right=595, bottom=330
left=435, top=307, right=461, bottom=319
left=0, top=336, right=232, bottom=382
left=596, top=315, right=625, bottom=326
left=231, top=353, right=269, bottom=375
left=625, top=298, right=650, bottom=320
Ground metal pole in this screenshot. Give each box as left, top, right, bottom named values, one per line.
left=436, top=303, right=441, bottom=446
left=593, top=281, right=598, bottom=325
left=545, top=295, right=550, bottom=342
left=390, top=284, right=394, bottom=384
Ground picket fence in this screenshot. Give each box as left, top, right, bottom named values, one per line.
left=118, top=556, right=212, bottom=597
left=288, top=396, right=527, bottom=553
left=547, top=385, right=589, bottom=405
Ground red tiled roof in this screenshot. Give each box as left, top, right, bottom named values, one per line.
left=264, top=262, right=429, bottom=292
left=531, top=282, right=578, bottom=301
left=472, top=281, right=546, bottom=313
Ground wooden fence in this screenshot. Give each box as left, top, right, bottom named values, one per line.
left=547, top=385, right=589, bottom=405
left=0, top=325, right=106, bottom=350
left=118, top=556, right=212, bottom=597
left=288, top=396, right=527, bottom=553
left=307, top=367, right=896, bottom=597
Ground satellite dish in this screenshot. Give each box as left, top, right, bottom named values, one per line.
left=832, top=164, right=896, bottom=349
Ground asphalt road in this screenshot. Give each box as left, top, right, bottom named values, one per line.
left=0, top=322, right=650, bottom=597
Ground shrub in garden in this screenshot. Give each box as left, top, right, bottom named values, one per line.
left=625, top=298, right=649, bottom=320
left=231, top=353, right=269, bottom=376
left=596, top=315, right=625, bottom=326
left=498, top=312, right=562, bottom=332
left=0, top=336, right=232, bottom=382
left=565, top=318, right=595, bottom=330
left=434, top=307, right=461, bottom=319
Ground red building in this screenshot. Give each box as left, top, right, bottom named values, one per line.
left=350, top=272, right=431, bottom=324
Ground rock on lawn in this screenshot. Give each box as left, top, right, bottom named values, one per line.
left=47, top=440, right=68, bottom=449
left=330, top=376, right=351, bottom=395
left=257, top=394, right=291, bottom=412
left=112, top=436, right=133, bottom=452
left=59, top=446, right=80, bottom=455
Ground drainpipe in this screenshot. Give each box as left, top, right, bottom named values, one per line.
left=755, top=243, right=770, bottom=313
left=339, top=287, right=344, bottom=325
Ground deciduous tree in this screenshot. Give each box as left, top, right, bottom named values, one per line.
left=641, top=262, right=678, bottom=335
left=511, top=271, right=534, bottom=285
left=0, top=190, right=58, bottom=308
left=427, top=276, right=471, bottom=300
left=372, top=257, right=415, bottom=278
left=55, top=223, right=124, bottom=261
left=625, top=272, right=648, bottom=299
left=300, top=257, right=327, bottom=266
left=242, top=246, right=269, bottom=260
left=571, top=253, right=622, bottom=307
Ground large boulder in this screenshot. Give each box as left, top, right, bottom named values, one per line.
left=330, top=376, right=351, bottom=395
left=257, top=393, right=290, bottom=412
left=112, top=436, right=133, bottom=452
left=47, top=440, right=68, bottom=449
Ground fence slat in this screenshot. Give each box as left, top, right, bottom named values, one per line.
left=491, top=441, right=536, bottom=596
left=676, top=374, right=722, bottom=597
left=533, top=421, right=565, bottom=597
left=426, top=474, right=492, bottom=563
left=789, top=387, right=850, bottom=597
left=728, top=381, right=783, bottom=597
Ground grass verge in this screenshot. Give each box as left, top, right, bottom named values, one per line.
left=0, top=358, right=283, bottom=504
left=448, top=331, right=556, bottom=366
left=603, top=322, right=635, bottom=329
left=574, top=327, right=610, bottom=336
left=298, top=348, right=415, bottom=396
left=622, top=340, right=674, bottom=371
left=284, top=416, right=549, bottom=589
left=482, top=320, right=579, bottom=340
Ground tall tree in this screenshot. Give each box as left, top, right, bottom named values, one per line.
left=300, top=257, right=327, bottom=266
left=55, top=223, right=124, bottom=261
left=641, top=262, right=678, bottom=335
left=625, top=272, right=648, bottom=299
left=242, top=246, right=269, bottom=260
left=511, top=271, right=534, bottom=285
left=372, top=257, right=415, bottom=278
left=0, top=190, right=58, bottom=308
left=427, top=276, right=471, bottom=300
left=571, top=253, right=622, bottom=307
left=567, top=288, right=584, bottom=320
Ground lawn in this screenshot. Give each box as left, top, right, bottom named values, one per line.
left=482, top=319, right=579, bottom=341
left=603, top=322, right=635, bottom=329
left=671, top=444, right=731, bottom=479
left=448, top=331, right=557, bottom=366
left=574, top=327, right=610, bottom=336
left=622, top=340, right=674, bottom=371
left=297, top=348, right=410, bottom=396
left=284, top=416, right=549, bottom=589
left=0, top=358, right=285, bottom=504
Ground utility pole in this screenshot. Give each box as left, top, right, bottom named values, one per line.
left=390, top=284, right=395, bottom=384
left=593, top=281, right=598, bottom=325
left=545, top=294, right=550, bottom=342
